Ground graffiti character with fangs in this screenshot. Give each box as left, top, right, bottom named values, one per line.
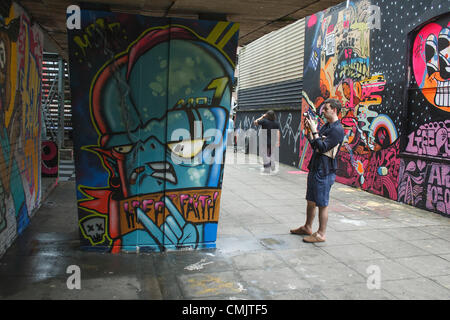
left=78, top=26, right=233, bottom=252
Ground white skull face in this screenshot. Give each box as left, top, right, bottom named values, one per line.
left=0, top=40, right=5, bottom=70
left=81, top=216, right=106, bottom=244
left=425, top=27, right=450, bottom=107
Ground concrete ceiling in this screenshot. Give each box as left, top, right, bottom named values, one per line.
left=18, top=0, right=344, bottom=61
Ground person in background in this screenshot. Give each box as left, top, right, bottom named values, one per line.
left=253, top=110, right=281, bottom=174
left=290, top=99, right=344, bottom=243
left=232, top=113, right=238, bottom=153
left=227, top=113, right=235, bottom=152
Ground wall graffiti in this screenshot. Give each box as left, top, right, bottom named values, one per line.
left=301, top=0, right=399, bottom=199
left=0, top=1, right=42, bottom=255
left=400, top=12, right=449, bottom=215
left=399, top=158, right=449, bottom=216
left=406, top=120, right=449, bottom=158
left=301, top=1, right=449, bottom=216
left=299, top=0, right=450, bottom=215
left=412, top=18, right=450, bottom=111
left=278, top=112, right=302, bottom=155
left=235, top=110, right=301, bottom=166
left=41, top=140, right=58, bottom=177
left=67, top=11, right=238, bottom=252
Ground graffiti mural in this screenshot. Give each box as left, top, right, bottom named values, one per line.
left=41, top=140, right=58, bottom=177
left=300, top=0, right=400, bottom=198
left=301, top=0, right=448, bottom=215
left=399, top=158, right=449, bottom=216
left=412, top=17, right=450, bottom=111
left=0, top=1, right=43, bottom=255
left=402, top=12, right=449, bottom=215
left=67, top=10, right=238, bottom=252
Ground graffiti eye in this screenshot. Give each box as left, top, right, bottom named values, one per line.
left=113, top=144, right=134, bottom=154
left=168, top=139, right=204, bottom=158
left=425, top=40, right=437, bottom=62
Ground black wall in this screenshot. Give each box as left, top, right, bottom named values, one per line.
left=234, top=110, right=301, bottom=167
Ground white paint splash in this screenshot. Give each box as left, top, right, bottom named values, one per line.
left=236, top=282, right=246, bottom=292
left=184, top=258, right=214, bottom=271
left=339, top=218, right=367, bottom=226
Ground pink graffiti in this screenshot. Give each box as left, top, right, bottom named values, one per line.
left=359, top=75, right=386, bottom=107
left=412, top=22, right=445, bottom=88
left=426, top=164, right=450, bottom=215
left=336, top=151, right=368, bottom=187
left=41, top=141, right=58, bottom=175
left=365, top=141, right=400, bottom=200
left=398, top=159, right=425, bottom=207
left=406, top=120, right=450, bottom=157
left=398, top=159, right=450, bottom=216
left=307, top=14, right=317, bottom=28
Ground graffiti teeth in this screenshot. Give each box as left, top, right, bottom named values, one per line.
left=148, top=162, right=177, bottom=184
left=150, top=171, right=177, bottom=184
left=148, top=162, right=170, bottom=171
left=435, top=80, right=450, bottom=107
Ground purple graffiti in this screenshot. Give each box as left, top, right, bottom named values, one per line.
left=398, top=159, right=449, bottom=216
left=406, top=120, right=450, bottom=158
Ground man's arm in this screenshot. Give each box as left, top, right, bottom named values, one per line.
left=312, top=127, right=343, bottom=153
left=253, top=114, right=265, bottom=126
left=305, top=116, right=318, bottom=142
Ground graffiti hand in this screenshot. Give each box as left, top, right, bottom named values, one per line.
left=135, top=196, right=199, bottom=248
left=136, top=208, right=165, bottom=246
left=163, top=196, right=199, bottom=246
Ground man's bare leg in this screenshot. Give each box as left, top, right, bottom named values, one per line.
left=304, top=200, right=317, bottom=233
left=317, top=205, right=328, bottom=239
left=302, top=204, right=327, bottom=242
left=290, top=201, right=316, bottom=235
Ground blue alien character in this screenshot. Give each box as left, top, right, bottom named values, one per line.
left=87, top=26, right=234, bottom=252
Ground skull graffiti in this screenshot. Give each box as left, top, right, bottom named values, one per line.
left=413, top=20, right=450, bottom=111
left=81, top=216, right=106, bottom=245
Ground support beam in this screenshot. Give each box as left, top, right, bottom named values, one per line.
left=57, top=57, right=65, bottom=149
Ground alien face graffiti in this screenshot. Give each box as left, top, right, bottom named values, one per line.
left=90, top=27, right=231, bottom=198
left=79, top=25, right=234, bottom=251
left=413, top=19, right=450, bottom=111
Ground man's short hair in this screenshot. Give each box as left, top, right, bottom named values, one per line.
left=323, top=98, right=342, bottom=115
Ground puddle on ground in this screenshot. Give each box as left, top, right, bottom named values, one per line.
left=259, top=238, right=282, bottom=249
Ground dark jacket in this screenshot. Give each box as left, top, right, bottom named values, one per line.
left=307, top=120, right=345, bottom=175
left=257, top=118, right=280, bottom=147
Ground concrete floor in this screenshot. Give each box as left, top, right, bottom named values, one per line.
left=1, top=152, right=450, bottom=300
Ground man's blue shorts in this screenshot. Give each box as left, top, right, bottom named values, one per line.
left=305, top=168, right=336, bottom=207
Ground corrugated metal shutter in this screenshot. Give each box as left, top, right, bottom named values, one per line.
left=237, top=78, right=303, bottom=109
left=237, top=18, right=305, bottom=110
left=41, top=53, right=72, bottom=144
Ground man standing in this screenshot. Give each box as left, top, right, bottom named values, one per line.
left=254, top=110, right=281, bottom=174
left=290, top=99, right=345, bottom=243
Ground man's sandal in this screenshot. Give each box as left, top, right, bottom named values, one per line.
left=303, top=232, right=326, bottom=243
left=290, top=226, right=312, bottom=236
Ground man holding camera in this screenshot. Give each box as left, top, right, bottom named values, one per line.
left=290, top=99, right=345, bottom=243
